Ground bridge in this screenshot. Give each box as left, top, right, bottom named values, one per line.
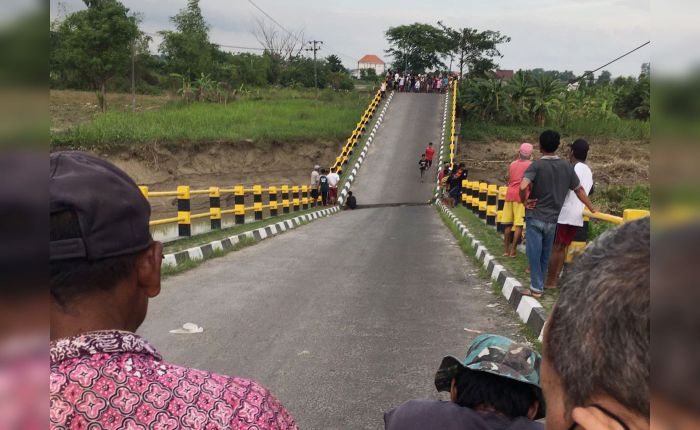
left=138, top=91, right=541, bottom=429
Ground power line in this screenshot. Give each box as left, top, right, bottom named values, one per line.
left=142, top=31, right=266, bottom=52
left=247, top=0, right=358, bottom=63
left=575, top=41, right=650, bottom=82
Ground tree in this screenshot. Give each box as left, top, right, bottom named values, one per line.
left=53, top=0, right=139, bottom=111
left=159, top=0, right=215, bottom=81
left=326, top=54, right=345, bottom=73
left=597, top=70, right=612, bottom=86
left=385, top=23, right=451, bottom=73
left=439, top=23, right=510, bottom=78
left=253, top=16, right=305, bottom=60
left=530, top=74, right=563, bottom=126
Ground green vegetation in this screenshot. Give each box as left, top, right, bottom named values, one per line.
left=589, top=184, right=650, bottom=239
left=52, top=89, right=370, bottom=148
left=162, top=207, right=320, bottom=253
left=51, top=0, right=357, bottom=105
left=457, top=66, right=650, bottom=139
left=162, top=238, right=256, bottom=277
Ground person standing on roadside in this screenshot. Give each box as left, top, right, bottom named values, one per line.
left=380, top=80, right=387, bottom=98
left=310, top=165, right=321, bottom=206
left=327, top=167, right=340, bottom=205
left=502, top=143, right=533, bottom=257
left=544, top=139, right=594, bottom=289
left=425, top=142, right=435, bottom=169
left=319, top=168, right=330, bottom=206
left=519, top=131, right=596, bottom=298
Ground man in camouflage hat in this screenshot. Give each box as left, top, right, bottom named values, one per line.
left=384, top=334, right=544, bottom=430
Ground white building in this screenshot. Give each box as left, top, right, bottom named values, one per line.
left=353, top=54, right=386, bottom=78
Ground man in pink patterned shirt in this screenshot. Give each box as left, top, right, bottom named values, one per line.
left=49, top=152, right=298, bottom=429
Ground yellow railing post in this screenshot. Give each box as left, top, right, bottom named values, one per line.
left=269, top=186, right=278, bottom=217
left=486, top=184, right=498, bottom=226
left=253, top=185, right=263, bottom=220
left=177, top=185, right=191, bottom=237
left=139, top=186, right=149, bottom=198
left=292, top=186, right=300, bottom=212
left=301, top=185, right=309, bottom=210
left=623, top=209, right=650, bottom=222
left=234, top=185, right=245, bottom=225
left=496, top=186, right=508, bottom=233
left=209, top=186, right=221, bottom=230
left=282, top=185, right=290, bottom=214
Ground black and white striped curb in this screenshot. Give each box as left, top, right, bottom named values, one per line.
left=163, top=207, right=340, bottom=268
left=436, top=201, right=547, bottom=341
left=338, top=90, right=395, bottom=206
left=434, top=90, right=451, bottom=199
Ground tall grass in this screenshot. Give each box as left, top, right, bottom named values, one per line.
left=52, top=88, right=370, bottom=148
left=589, top=184, right=650, bottom=239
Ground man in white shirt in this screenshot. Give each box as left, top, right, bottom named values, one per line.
left=545, top=139, right=593, bottom=289
left=327, top=168, right=340, bottom=205
left=310, top=165, right=320, bottom=206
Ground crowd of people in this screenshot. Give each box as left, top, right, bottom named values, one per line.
left=390, top=71, right=451, bottom=94
left=47, top=151, right=660, bottom=430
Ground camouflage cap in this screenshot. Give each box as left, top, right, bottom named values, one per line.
left=434, top=334, right=546, bottom=419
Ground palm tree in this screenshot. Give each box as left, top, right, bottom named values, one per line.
left=507, top=71, right=532, bottom=123
left=530, top=74, right=562, bottom=126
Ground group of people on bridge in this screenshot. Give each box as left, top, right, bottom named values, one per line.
left=46, top=151, right=661, bottom=430
left=380, top=70, right=454, bottom=97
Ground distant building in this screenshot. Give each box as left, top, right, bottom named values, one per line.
left=494, top=69, right=514, bottom=80
left=354, top=54, right=386, bottom=78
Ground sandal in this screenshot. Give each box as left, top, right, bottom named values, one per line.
left=521, top=289, right=543, bottom=299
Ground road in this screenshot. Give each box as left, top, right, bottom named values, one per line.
left=139, top=92, right=525, bottom=429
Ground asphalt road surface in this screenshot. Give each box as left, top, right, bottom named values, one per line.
left=352, top=92, right=444, bottom=205
left=139, top=92, right=525, bottom=429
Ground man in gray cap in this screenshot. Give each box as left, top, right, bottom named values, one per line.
left=384, top=334, right=544, bottom=430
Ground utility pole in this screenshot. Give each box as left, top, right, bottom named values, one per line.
left=305, top=40, right=323, bottom=95
left=131, top=41, right=136, bottom=112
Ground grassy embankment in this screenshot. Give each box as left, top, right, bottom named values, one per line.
left=51, top=88, right=373, bottom=149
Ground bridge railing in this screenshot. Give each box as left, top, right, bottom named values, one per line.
left=449, top=79, right=458, bottom=167
left=139, top=184, right=323, bottom=237
left=331, top=80, right=386, bottom=175
left=458, top=179, right=650, bottom=262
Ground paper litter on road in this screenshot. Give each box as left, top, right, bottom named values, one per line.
left=169, top=322, right=204, bottom=334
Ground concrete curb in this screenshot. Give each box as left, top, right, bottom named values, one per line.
left=163, top=206, right=341, bottom=268
left=435, top=201, right=547, bottom=341
left=338, top=90, right=395, bottom=206
left=434, top=89, right=451, bottom=199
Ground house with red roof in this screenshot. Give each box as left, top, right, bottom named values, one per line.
left=353, top=54, right=386, bottom=78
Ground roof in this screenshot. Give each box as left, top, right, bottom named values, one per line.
left=358, top=54, right=385, bottom=65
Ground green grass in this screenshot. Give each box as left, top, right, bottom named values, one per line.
left=162, top=207, right=321, bottom=253
left=161, top=238, right=257, bottom=277
left=589, top=184, right=650, bottom=239
left=461, top=117, right=650, bottom=143
left=52, top=88, right=372, bottom=148
left=438, top=208, right=544, bottom=350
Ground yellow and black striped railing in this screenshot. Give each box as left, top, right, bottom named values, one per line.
left=331, top=80, right=387, bottom=175
left=449, top=79, right=458, bottom=167
left=139, top=184, right=323, bottom=237
left=458, top=179, right=650, bottom=262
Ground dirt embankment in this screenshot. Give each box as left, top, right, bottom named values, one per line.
left=457, top=138, right=650, bottom=188
left=81, top=140, right=341, bottom=218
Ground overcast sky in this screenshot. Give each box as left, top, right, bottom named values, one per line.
left=50, top=0, right=656, bottom=77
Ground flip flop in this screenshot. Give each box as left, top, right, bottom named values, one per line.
left=521, top=289, right=543, bottom=299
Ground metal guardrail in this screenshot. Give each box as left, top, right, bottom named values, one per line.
left=140, top=184, right=323, bottom=237
left=453, top=179, right=650, bottom=261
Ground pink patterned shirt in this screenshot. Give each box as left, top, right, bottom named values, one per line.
left=50, top=330, right=298, bottom=429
